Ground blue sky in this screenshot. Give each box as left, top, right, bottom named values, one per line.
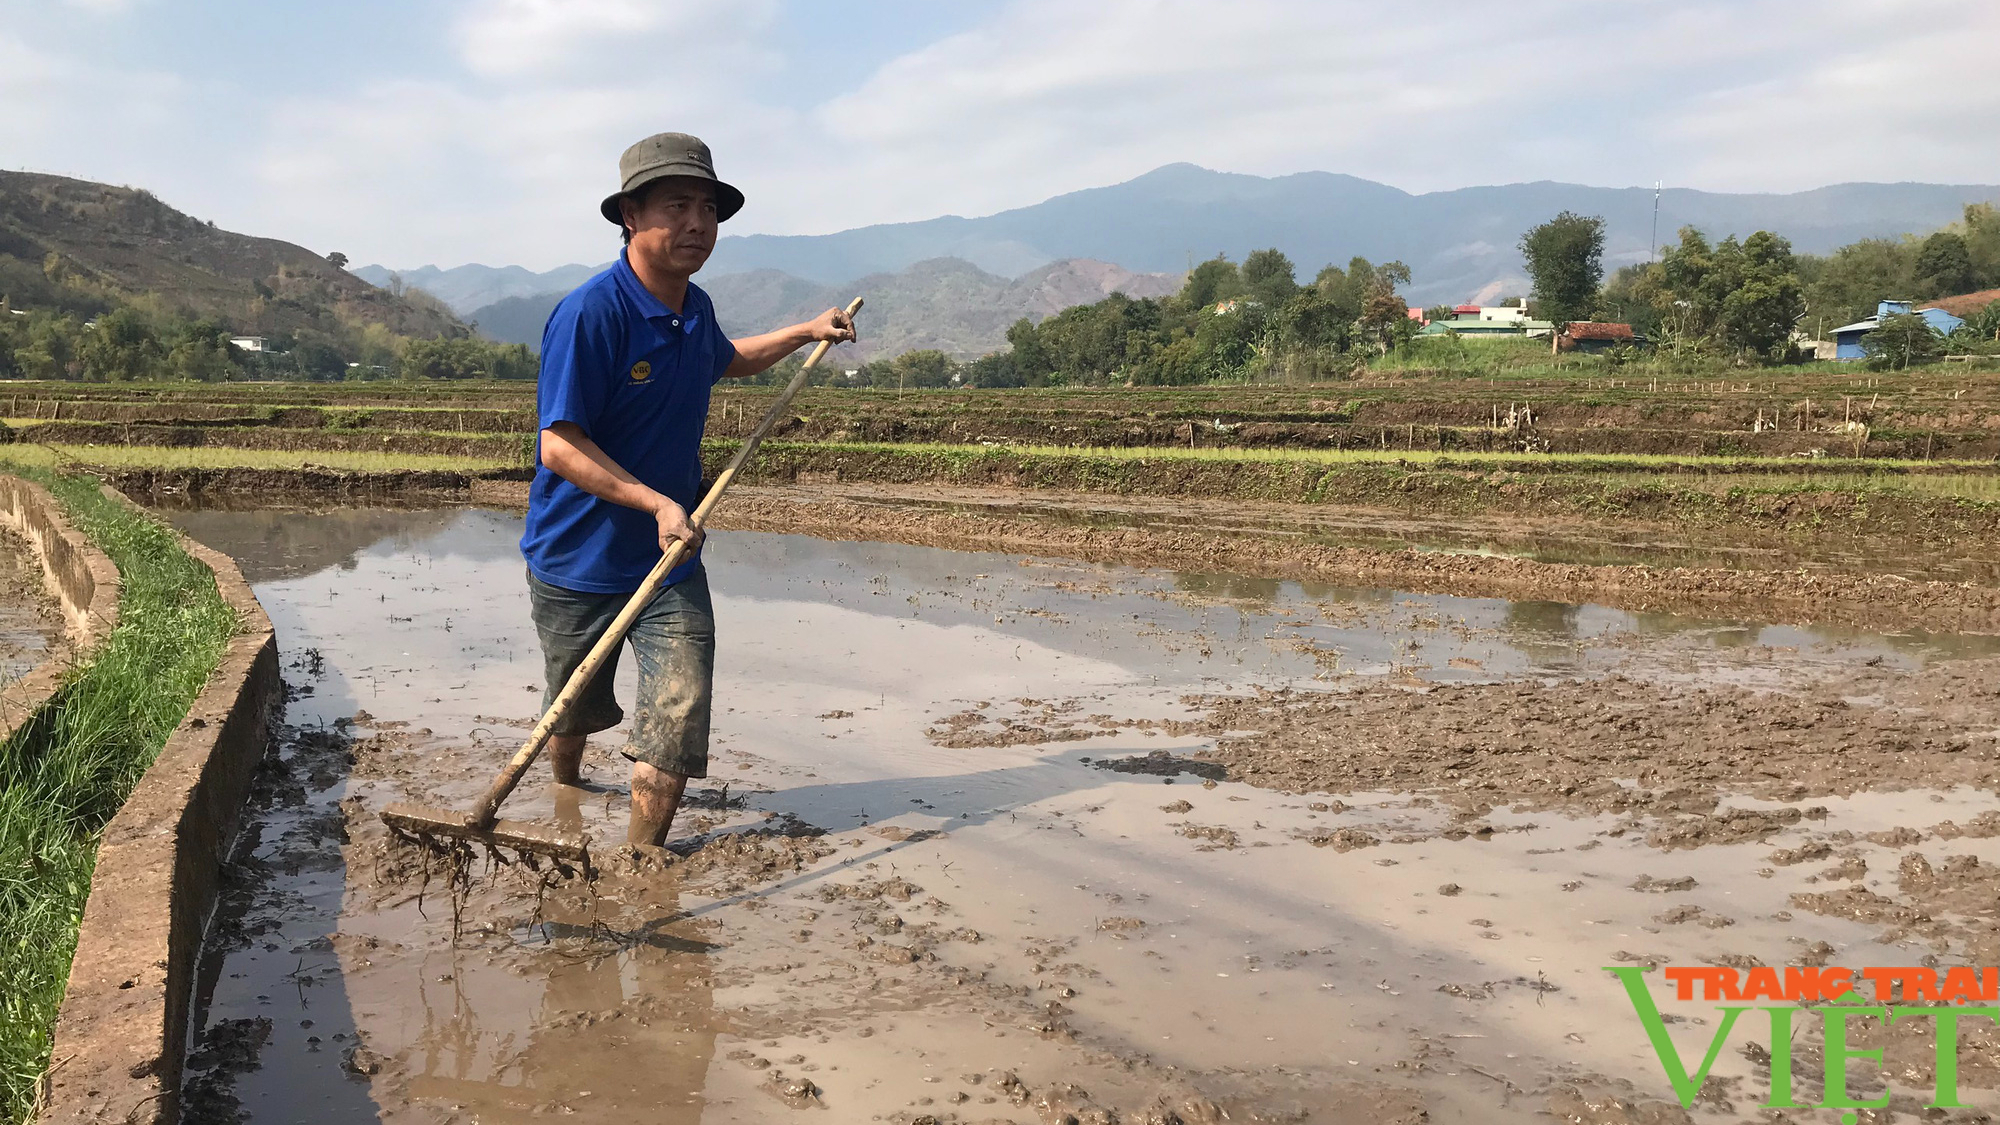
left=4, top=0, right=1996, bottom=271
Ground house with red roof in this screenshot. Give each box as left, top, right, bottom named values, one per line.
left=1555, top=322, right=1639, bottom=354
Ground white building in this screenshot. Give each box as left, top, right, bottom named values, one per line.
left=228, top=336, right=269, bottom=353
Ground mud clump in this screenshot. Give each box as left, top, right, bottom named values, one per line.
left=1178, top=823, right=1240, bottom=849
left=812, top=875, right=924, bottom=904
left=1766, top=840, right=1834, bottom=866
left=1647, top=807, right=1821, bottom=851
left=672, top=829, right=837, bottom=894
left=1652, top=905, right=1734, bottom=929
left=1094, top=751, right=1228, bottom=781
left=1630, top=875, right=1697, bottom=894
left=926, top=705, right=1106, bottom=748
left=1307, top=828, right=1380, bottom=852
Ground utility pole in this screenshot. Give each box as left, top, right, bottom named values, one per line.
left=1650, top=181, right=1662, bottom=262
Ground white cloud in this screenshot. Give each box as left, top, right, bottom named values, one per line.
left=244, top=0, right=793, bottom=266
left=59, top=0, right=147, bottom=14
left=0, top=30, right=188, bottom=185
left=13, top=0, right=1996, bottom=270
left=453, top=0, right=775, bottom=79
left=1665, top=0, right=2000, bottom=190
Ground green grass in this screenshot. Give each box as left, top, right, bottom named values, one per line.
left=0, top=470, right=237, bottom=1123
left=776, top=438, right=1998, bottom=476
left=1595, top=471, right=2000, bottom=502
left=0, top=445, right=514, bottom=473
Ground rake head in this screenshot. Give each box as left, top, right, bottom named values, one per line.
left=380, top=802, right=592, bottom=871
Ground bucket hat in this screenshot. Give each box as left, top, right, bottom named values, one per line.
left=599, top=132, right=745, bottom=227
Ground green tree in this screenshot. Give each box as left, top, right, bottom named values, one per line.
left=874, top=349, right=957, bottom=390
left=1720, top=230, right=1804, bottom=357
left=1241, top=248, right=1298, bottom=307
left=1960, top=203, right=2000, bottom=289
left=1003, top=317, right=1049, bottom=383
left=326, top=251, right=350, bottom=270
left=1518, top=211, right=1606, bottom=328
left=964, top=351, right=1022, bottom=388
left=78, top=307, right=165, bottom=381
left=1181, top=256, right=1244, bottom=309
left=401, top=336, right=489, bottom=379
left=1961, top=299, right=2000, bottom=343
left=1596, top=263, right=1665, bottom=336
left=1802, top=238, right=1916, bottom=333
left=1862, top=312, right=1945, bottom=370
left=1653, top=228, right=1741, bottom=353
left=1914, top=231, right=1975, bottom=297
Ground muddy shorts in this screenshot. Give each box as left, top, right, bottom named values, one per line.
left=525, top=567, right=715, bottom=778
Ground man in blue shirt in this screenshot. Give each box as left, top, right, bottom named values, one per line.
left=522, top=132, right=852, bottom=847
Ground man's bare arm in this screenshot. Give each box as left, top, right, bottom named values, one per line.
left=722, top=307, right=854, bottom=379
left=540, top=421, right=702, bottom=551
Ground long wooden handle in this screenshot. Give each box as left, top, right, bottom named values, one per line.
left=470, top=297, right=864, bottom=827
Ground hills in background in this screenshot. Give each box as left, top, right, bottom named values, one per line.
left=703, top=165, right=2000, bottom=302
left=462, top=256, right=1181, bottom=361
left=0, top=171, right=462, bottom=338
left=371, top=164, right=2000, bottom=359
left=349, top=261, right=602, bottom=315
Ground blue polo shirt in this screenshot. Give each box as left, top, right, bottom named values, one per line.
left=520, top=252, right=736, bottom=593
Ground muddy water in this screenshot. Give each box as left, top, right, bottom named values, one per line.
left=0, top=528, right=62, bottom=683
left=178, top=507, right=2000, bottom=1123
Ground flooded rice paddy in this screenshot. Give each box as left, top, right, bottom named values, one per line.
left=172, top=506, right=2000, bottom=1123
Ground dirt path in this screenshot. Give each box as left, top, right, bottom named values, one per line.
left=179, top=508, right=2000, bottom=1123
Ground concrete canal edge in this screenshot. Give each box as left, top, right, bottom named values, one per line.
left=35, top=485, right=280, bottom=1125
left=0, top=476, right=121, bottom=737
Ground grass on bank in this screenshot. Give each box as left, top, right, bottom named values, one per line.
left=763, top=438, right=1999, bottom=476
left=0, top=471, right=237, bottom=1124
left=0, top=445, right=514, bottom=473
left=732, top=439, right=2000, bottom=507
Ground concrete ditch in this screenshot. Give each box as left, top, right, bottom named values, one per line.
left=33, top=486, right=280, bottom=1125
left=0, top=476, right=120, bottom=747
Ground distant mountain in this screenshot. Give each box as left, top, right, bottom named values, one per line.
left=702, top=164, right=2000, bottom=305
left=0, top=171, right=462, bottom=337
left=383, top=165, right=2000, bottom=349
left=351, top=261, right=605, bottom=315
left=466, top=257, right=1182, bottom=361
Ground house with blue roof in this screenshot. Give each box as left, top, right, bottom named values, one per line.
left=1832, top=300, right=1964, bottom=360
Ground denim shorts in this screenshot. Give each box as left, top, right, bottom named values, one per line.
left=525, top=566, right=715, bottom=778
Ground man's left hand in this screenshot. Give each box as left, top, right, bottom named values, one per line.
left=806, top=307, right=856, bottom=345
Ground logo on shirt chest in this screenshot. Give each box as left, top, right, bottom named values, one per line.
left=629, top=360, right=653, bottom=384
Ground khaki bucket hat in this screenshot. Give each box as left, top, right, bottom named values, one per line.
left=599, top=132, right=745, bottom=226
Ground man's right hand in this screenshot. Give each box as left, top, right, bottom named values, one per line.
left=653, top=495, right=705, bottom=555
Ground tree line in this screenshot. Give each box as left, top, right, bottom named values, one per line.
left=0, top=302, right=535, bottom=382
left=747, top=250, right=1423, bottom=390
left=1522, top=204, right=2000, bottom=369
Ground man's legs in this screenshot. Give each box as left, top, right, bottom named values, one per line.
left=549, top=733, right=587, bottom=786
left=624, top=568, right=716, bottom=847
left=527, top=570, right=628, bottom=785
left=628, top=761, right=688, bottom=846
